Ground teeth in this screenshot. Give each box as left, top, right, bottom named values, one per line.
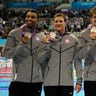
left=28, top=22, right=31, bottom=24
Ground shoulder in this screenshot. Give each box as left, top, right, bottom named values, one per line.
left=69, top=34, right=79, bottom=41
left=78, top=28, right=91, bottom=42
left=80, top=28, right=90, bottom=37
left=9, top=26, right=22, bottom=36
left=65, top=34, right=80, bottom=45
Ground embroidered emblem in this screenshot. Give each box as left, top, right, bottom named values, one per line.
left=65, top=39, right=70, bottom=43
left=36, top=37, right=40, bottom=41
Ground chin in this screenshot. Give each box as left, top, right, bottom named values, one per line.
left=26, top=24, right=33, bottom=28
left=56, top=29, right=62, bottom=31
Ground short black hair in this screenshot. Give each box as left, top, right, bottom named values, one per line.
left=27, top=9, right=39, bottom=19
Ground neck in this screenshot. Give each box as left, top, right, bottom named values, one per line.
left=57, top=31, right=65, bottom=34
left=27, top=26, right=35, bottom=30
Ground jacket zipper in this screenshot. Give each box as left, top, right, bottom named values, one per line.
left=30, top=37, right=34, bottom=82
left=58, top=44, right=61, bottom=85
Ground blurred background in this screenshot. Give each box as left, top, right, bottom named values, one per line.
left=0, top=0, right=96, bottom=96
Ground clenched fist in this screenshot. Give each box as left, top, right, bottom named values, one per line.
left=90, top=27, right=96, bottom=40
left=22, top=36, right=30, bottom=44
left=22, top=32, right=32, bottom=43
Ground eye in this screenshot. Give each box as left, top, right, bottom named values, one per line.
left=55, top=20, right=58, bottom=23
left=93, top=16, right=96, bottom=18
left=55, top=20, right=63, bottom=23
left=59, top=20, right=63, bottom=23
left=31, top=16, right=36, bottom=19
left=26, top=15, right=30, bottom=18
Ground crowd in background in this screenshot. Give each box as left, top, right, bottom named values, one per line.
left=0, top=4, right=91, bottom=39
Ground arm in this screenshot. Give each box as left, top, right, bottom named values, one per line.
left=2, top=29, right=31, bottom=59
left=73, top=39, right=83, bottom=93
left=35, top=43, right=51, bottom=77
left=74, top=49, right=82, bottom=93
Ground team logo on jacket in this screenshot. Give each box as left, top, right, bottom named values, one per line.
left=64, top=39, right=70, bottom=43
left=35, top=36, right=40, bottom=42
left=36, top=37, right=40, bottom=41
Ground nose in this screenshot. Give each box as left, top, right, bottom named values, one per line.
left=28, top=17, right=33, bottom=21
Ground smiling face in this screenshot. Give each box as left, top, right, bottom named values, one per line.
left=90, top=7, right=96, bottom=27
left=25, top=11, right=38, bottom=29
left=91, top=13, right=96, bottom=26
left=89, top=7, right=96, bottom=39
left=53, top=13, right=66, bottom=33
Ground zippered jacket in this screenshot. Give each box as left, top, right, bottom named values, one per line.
left=2, top=24, right=45, bottom=83
left=36, top=32, right=82, bottom=86
left=78, top=28, right=96, bottom=81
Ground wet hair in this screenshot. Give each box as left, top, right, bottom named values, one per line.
left=54, top=12, right=66, bottom=22
left=90, top=6, right=96, bottom=17
left=27, top=9, right=39, bottom=19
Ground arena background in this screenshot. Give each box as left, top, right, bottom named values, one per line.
left=0, top=1, right=96, bottom=96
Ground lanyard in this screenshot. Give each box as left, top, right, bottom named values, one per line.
left=22, top=24, right=36, bottom=37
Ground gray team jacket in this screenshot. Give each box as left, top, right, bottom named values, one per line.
left=78, top=28, right=96, bottom=81
left=36, top=32, right=82, bottom=86
left=2, top=24, right=47, bottom=83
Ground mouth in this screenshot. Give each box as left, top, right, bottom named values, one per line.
left=26, top=22, right=34, bottom=26
left=27, top=22, right=32, bottom=24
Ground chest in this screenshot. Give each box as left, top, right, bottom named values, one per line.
left=51, top=36, right=76, bottom=53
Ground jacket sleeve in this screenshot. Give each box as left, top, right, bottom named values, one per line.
left=73, top=39, right=83, bottom=86
left=35, top=42, right=51, bottom=77
left=35, top=42, right=51, bottom=65
left=87, top=42, right=96, bottom=62
left=2, top=30, right=31, bottom=59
